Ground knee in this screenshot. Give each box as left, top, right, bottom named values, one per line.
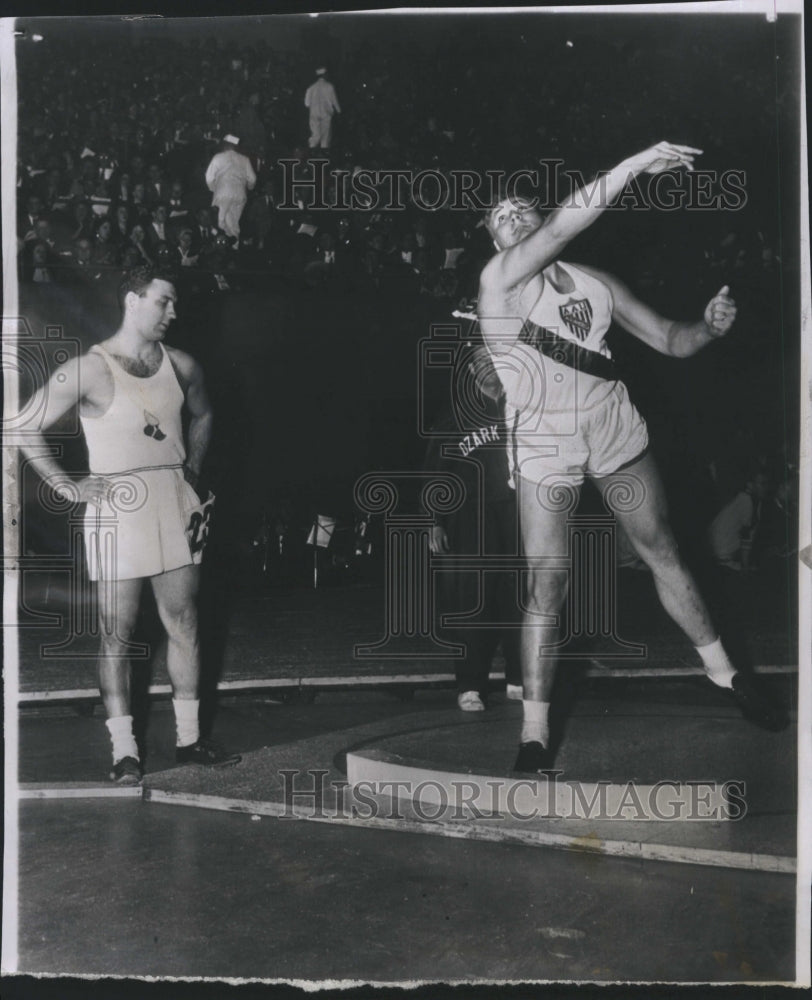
left=98, top=618, right=137, bottom=651
left=524, top=570, right=568, bottom=615
left=632, top=529, right=682, bottom=570
left=163, top=603, right=199, bottom=640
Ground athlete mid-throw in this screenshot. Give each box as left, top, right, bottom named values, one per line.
left=20, top=265, right=241, bottom=783
left=477, top=142, right=788, bottom=774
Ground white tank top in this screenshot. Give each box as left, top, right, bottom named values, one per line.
left=525, top=261, right=614, bottom=357
left=80, top=343, right=186, bottom=475
left=495, top=261, right=617, bottom=417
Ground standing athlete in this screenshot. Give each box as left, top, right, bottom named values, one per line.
left=19, top=265, right=241, bottom=783
left=477, top=142, right=787, bottom=773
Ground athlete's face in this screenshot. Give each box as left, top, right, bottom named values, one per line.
left=486, top=198, right=543, bottom=250
left=130, top=279, right=177, bottom=340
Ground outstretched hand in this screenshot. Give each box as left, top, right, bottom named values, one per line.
left=704, top=285, right=737, bottom=338
left=628, top=141, right=703, bottom=175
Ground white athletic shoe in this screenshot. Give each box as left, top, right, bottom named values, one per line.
left=506, top=684, right=523, bottom=701
left=458, top=691, right=485, bottom=712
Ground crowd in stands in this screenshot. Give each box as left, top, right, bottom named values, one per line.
left=14, top=23, right=798, bottom=574
left=16, top=23, right=793, bottom=306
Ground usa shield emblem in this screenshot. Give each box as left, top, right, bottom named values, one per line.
left=559, top=298, right=593, bottom=341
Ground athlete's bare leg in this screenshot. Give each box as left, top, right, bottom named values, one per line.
left=151, top=563, right=201, bottom=700
left=595, top=453, right=716, bottom=645
left=594, top=453, right=788, bottom=730
left=152, top=562, right=243, bottom=761
left=96, top=576, right=144, bottom=718
left=517, top=473, right=578, bottom=703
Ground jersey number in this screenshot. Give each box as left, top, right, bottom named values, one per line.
left=187, top=499, right=214, bottom=555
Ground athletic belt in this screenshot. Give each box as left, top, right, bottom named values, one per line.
left=518, top=321, right=619, bottom=382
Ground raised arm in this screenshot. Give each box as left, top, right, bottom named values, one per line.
left=579, top=265, right=737, bottom=358
left=482, top=141, right=701, bottom=293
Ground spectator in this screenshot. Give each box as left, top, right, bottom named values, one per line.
left=176, top=227, right=200, bottom=268
left=119, top=243, right=144, bottom=270
left=708, top=469, right=769, bottom=571
left=200, top=230, right=240, bottom=291
left=127, top=222, right=153, bottom=266
left=32, top=216, right=56, bottom=251
left=66, top=201, right=95, bottom=246
left=22, top=240, right=56, bottom=283
left=204, top=134, right=256, bottom=245
left=112, top=170, right=133, bottom=206
left=235, top=92, right=267, bottom=165
left=154, top=241, right=177, bottom=270
left=19, top=194, right=43, bottom=241
left=146, top=204, right=170, bottom=250
left=167, top=180, right=192, bottom=224
left=145, top=162, right=169, bottom=208
left=131, top=181, right=149, bottom=218
left=39, top=169, right=65, bottom=212
left=754, top=472, right=797, bottom=570
left=111, top=204, right=131, bottom=246
left=193, top=206, right=218, bottom=252
left=67, top=236, right=102, bottom=283
left=92, top=217, right=118, bottom=267
left=243, top=177, right=275, bottom=251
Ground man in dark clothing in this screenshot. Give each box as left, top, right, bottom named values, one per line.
left=426, top=337, right=523, bottom=710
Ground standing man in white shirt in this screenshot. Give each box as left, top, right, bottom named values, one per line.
left=304, top=67, right=341, bottom=152
left=204, top=134, right=256, bottom=245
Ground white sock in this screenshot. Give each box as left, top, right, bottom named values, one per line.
left=521, top=700, right=551, bottom=747
left=173, top=698, right=200, bottom=748
left=696, top=637, right=736, bottom=689
left=105, top=715, right=139, bottom=764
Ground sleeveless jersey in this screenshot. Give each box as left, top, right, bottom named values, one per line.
left=80, top=343, right=186, bottom=475
left=526, top=261, right=614, bottom=357
left=495, top=261, right=618, bottom=420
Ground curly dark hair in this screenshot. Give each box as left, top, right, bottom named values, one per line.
left=117, top=264, right=177, bottom=312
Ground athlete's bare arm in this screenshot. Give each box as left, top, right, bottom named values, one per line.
left=481, top=142, right=701, bottom=296
left=167, top=347, right=213, bottom=487
left=578, top=264, right=737, bottom=357
left=478, top=141, right=702, bottom=355
left=14, top=351, right=114, bottom=505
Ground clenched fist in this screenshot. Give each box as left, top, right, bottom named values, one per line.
left=704, top=285, right=737, bottom=338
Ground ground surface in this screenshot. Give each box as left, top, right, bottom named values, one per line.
left=11, top=677, right=799, bottom=984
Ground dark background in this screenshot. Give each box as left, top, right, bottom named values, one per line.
left=12, top=8, right=801, bottom=592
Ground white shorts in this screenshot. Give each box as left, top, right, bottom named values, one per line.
left=509, top=379, right=649, bottom=486
left=84, top=467, right=214, bottom=582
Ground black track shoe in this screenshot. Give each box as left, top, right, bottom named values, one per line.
left=110, top=756, right=142, bottom=785
left=176, top=737, right=242, bottom=767
left=513, top=741, right=555, bottom=774
left=728, top=673, right=789, bottom=732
